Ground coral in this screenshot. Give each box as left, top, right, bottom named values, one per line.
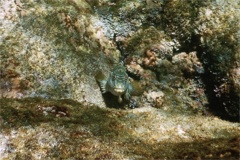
left=143, top=49, right=157, bottom=67
left=172, top=51, right=204, bottom=77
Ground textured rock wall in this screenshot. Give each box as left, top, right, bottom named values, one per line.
left=0, top=0, right=120, bottom=107
left=0, top=0, right=239, bottom=159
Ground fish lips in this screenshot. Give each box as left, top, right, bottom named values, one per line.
left=114, top=88, right=125, bottom=94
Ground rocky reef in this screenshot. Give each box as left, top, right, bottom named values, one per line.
left=0, top=0, right=239, bottom=159
left=0, top=98, right=239, bottom=159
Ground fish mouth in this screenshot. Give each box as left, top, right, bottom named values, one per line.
left=114, top=88, right=125, bottom=94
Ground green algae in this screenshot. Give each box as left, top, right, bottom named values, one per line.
left=125, top=26, right=169, bottom=55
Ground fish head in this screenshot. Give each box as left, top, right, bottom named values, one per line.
left=107, top=65, right=129, bottom=96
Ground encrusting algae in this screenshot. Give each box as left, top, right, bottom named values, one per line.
left=0, top=0, right=239, bottom=159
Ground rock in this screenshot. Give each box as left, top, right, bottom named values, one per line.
left=195, top=2, right=240, bottom=121
left=0, top=98, right=239, bottom=159
left=161, top=0, right=239, bottom=121
left=124, top=28, right=207, bottom=114
left=0, top=0, right=239, bottom=159
left=0, top=0, right=120, bottom=107
left=144, top=91, right=164, bottom=108
left=172, top=51, right=204, bottom=77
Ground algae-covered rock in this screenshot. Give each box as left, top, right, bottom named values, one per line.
left=195, top=1, right=240, bottom=121
left=160, top=0, right=240, bottom=121
left=123, top=27, right=207, bottom=114
left=1, top=0, right=238, bottom=118
left=0, top=0, right=240, bottom=159
left=0, top=0, right=118, bottom=107
left=0, top=98, right=239, bottom=159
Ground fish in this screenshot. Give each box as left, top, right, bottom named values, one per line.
left=96, top=33, right=145, bottom=103
left=96, top=64, right=133, bottom=103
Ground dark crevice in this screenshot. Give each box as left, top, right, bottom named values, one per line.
left=172, top=33, right=239, bottom=122
left=192, top=35, right=239, bottom=122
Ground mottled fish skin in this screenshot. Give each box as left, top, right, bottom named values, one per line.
left=96, top=64, right=133, bottom=103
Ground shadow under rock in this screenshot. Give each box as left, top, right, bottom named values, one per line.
left=101, top=92, right=129, bottom=109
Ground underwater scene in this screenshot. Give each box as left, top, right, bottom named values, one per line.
left=0, top=0, right=239, bottom=159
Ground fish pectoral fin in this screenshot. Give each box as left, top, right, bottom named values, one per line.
left=99, top=80, right=107, bottom=93
left=130, top=80, right=145, bottom=96
left=118, top=96, right=122, bottom=103
left=124, top=91, right=131, bottom=100
left=95, top=70, right=108, bottom=93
